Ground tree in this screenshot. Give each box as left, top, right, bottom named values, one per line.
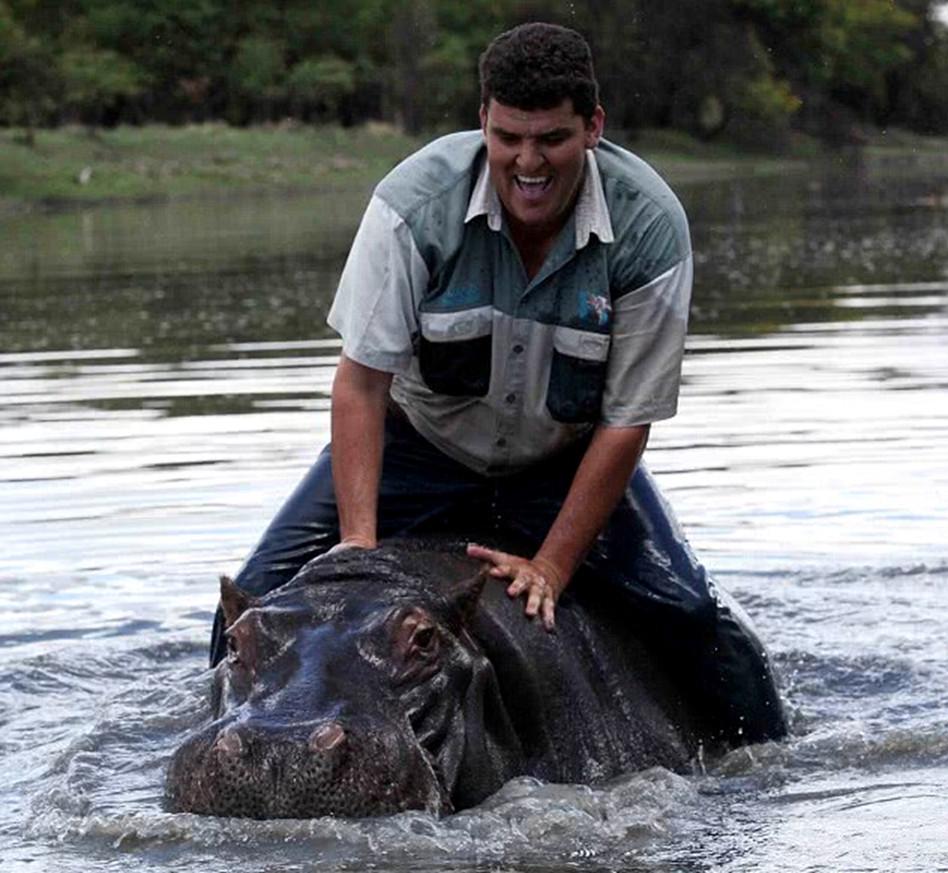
left=1, top=0, right=945, bottom=142
left=884, top=1, right=948, bottom=134
left=0, top=1, right=62, bottom=141
left=286, top=56, right=356, bottom=122
left=733, top=0, right=918, bottom=138
left=79, top=0, right=231, bottom=120
left=60, top=43, right=143, bottom=126
left=227, top=35, right=287, bottom=124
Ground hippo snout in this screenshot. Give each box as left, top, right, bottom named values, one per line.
left=212, top=720, right=346, bottom=763
left=167, top=716, right=450, bottom=819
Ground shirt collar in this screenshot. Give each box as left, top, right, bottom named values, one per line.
left=464, top=149, right=615, bottom=247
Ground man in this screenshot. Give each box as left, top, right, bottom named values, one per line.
left=210, top=22, right=786, bottom=749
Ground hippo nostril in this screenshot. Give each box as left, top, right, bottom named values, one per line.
left=309, top=721, right=346, bottom=752
left=214, top=725, right=246, bottom=758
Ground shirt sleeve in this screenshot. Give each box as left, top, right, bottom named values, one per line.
left=601, top=254, right=693, bottom=426
left=326, top=194, right=430, bottom=374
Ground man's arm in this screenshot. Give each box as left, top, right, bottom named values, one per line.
left=468, top=421, right=649, bottom=629
left=330, top=353, right=393, bottom=549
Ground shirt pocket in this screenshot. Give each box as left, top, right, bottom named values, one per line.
left=546, top=327, right=611, bottom=423
left=418, top=306, right=493, bottom=397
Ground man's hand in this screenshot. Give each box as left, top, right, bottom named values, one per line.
left=466, top=543, right=566, bottom=631
left=323, top=535, right=376, bottom=558
left=465, top=424, right=650, bottom=632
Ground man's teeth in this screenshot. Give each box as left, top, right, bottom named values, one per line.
left=516, top=176, right=550, bottom=187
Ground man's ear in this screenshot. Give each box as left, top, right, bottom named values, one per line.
left=479, top=102, right=489, bottom=137
left=586, top=104, right=605, bottom=148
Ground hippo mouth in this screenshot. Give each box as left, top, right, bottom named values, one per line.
left=166, top=717, right=451, bottom=819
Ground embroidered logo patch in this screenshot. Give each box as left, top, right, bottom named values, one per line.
left=579, top=291, right=611, bottom=327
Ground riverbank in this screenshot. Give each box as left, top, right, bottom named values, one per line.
left=0, top=122, right=419, bottom=214
left=2, top=122, right=946, bottom=216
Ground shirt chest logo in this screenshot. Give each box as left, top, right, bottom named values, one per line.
left=578, top=291, right=612, bottom=328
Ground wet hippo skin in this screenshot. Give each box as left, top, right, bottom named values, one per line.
left=167, top=539, right=778, bottom=819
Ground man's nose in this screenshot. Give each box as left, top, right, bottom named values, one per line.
left=515, top=140, right=545, bottom=173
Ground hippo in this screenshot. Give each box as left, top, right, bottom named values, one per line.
left=167, top=539, right=783, bottom=819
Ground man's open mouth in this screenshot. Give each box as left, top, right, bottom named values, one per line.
left=515, top=175, right=552, bottom=194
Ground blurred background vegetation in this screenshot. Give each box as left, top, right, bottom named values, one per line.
left=1, top=0, right=946, bottom=148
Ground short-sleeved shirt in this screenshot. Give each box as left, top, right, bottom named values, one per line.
left=327, top=130, right=692, bottom=476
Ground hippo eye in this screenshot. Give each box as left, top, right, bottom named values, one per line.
left=412, top=625, right=437, bottom=654
left=395, top=612, right=441, bottom=667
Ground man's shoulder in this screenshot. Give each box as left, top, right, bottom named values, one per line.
left=594, top=139, right=669, bottom=194
left=375, top=130, right=484, bottom=220
left=595, top=138, right=690, bottom=254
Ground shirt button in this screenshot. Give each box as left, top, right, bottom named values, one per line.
left=512, top=344, right=524, bottom=354
left=505, top=393, right=516, bottom=404
left=496, top=437, right=507, bottom=448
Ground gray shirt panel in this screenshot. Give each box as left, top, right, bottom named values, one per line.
left=328, top=131, right=693, bottom=476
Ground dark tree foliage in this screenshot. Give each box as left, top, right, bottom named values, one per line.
left=1, top=0, right=945, bottom=143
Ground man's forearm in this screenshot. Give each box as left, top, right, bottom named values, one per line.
left=330, top=354, right=393, bottom=546
left=535, top=423, right=650, bottom=587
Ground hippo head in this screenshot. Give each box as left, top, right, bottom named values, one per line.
left=167, top=547, right=523, bottom=819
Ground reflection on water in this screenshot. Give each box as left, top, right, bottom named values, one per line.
left=0, top=189, right=372, bottom=280
left=0, top=156, right=946, bottom=873
left=664, top=304, right=947, bottom=567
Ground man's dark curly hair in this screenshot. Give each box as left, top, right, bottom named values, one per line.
left=479, top=23, right=600, bottom=121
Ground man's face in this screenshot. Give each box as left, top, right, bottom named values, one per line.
left=480, top=98, right=604, bottom=242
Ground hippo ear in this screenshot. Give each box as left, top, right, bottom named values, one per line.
left=219, top=575, right=256, bottom=627
left=446, top=568, right=488, bottom=627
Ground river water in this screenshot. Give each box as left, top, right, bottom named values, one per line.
left=1, top=149, right=946, bottom=872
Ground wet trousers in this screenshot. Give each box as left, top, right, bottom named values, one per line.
left=209, top=413, right=787, bottom=748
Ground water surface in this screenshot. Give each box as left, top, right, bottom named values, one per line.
left=1, top=151, right=947, bottom=872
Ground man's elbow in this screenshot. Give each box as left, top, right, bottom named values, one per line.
left=332, top=353, right=394, bottom=408
left=596, top=420, right=651, bottom=445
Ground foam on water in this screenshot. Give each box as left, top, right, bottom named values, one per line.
left=6, top=580, right=945, bottom=873
left=16, top=636, right=699, bottom=864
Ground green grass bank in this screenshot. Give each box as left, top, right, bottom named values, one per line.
left=0, top=122, right=420, bottom=212
left=2, top=122, right=945, bottom=215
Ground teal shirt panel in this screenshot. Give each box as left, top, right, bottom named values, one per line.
left=374, top=131, right=690, bottom=317
left=337, top=130, right=692, bottom=475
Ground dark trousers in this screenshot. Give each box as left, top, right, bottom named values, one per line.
left=210, top=413, right=786, bottom=748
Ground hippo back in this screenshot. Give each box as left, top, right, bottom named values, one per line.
left=335, top=539, right=700, bottom=785
left=168, top=538, right=701, bottom=819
